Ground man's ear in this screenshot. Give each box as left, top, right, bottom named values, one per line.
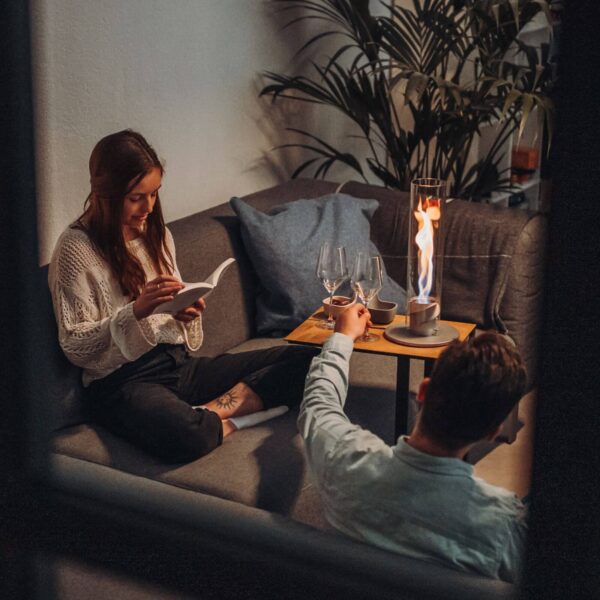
left=485, top=423, right=504, bottom=441
left=417, top=378, right=431, bottom=404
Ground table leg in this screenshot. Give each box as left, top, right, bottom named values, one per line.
left=424, top=358, right=434, bottom=378
left=395, top=357, right=410, bottom=439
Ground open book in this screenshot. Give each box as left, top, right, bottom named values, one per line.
left=152, top=258, right=236, bottom=315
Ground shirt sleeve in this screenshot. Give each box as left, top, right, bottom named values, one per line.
left=164, top=227, right=204, bottom=353
left=497, top=504, right=529, bottom=583
left=48, top=230, right=156, bottom=374
left=297, top=333, right=363, bottom=482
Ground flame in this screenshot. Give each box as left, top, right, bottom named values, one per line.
left=414, top=195, right=441, bottom=301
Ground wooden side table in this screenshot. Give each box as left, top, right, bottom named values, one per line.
left=286, top=312, right=476, bottom=439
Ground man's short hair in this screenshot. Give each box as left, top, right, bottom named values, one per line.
left=420, top=332, right=527, bottom=450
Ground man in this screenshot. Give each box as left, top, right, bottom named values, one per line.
left=298, top=304, right=528, bottom=582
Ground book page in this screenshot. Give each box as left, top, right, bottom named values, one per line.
left=204, top=257, right=236, bottom=287
left=151, top=258, right=236, bottom=315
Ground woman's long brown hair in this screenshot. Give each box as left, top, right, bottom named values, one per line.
left=76, top=130, right=174, bottom=298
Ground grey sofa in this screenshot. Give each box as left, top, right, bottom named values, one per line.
left=44, top=179, right=546, bottom=599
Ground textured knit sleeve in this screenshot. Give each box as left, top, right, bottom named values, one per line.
left=48, top=228, right=156, bottom=374
left=165, top=227, right=204, bottom=353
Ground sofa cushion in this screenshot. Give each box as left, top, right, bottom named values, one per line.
left=230, top=193, right=407, bottom=336
left=52, top=407, right=328, bottom=530
left=39, top=266, right=87, bottom=430
left=51, top=335, right=323, bottom=528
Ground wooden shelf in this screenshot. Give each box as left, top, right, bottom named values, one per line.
left=470, top=10, right=551, bottom=212
left=489, top=177, right=541, bottom=210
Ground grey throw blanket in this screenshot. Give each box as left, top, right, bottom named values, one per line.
left=440, top=199, right=535, bottom=332
left=342, top=182, right=536, bottom=332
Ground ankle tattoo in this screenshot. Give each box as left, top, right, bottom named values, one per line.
left=215, top=391, right=238, bottom=410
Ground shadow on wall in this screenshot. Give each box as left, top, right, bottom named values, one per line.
left=247, top=79, right=317, bottom=185
left=245, top=2, right=367, bottom=186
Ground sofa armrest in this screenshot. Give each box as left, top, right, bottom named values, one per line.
left=340, top=181, right=546, bottom=389
left=440, top=200, right=546, bottom=390
left=499, top=213, right=548, bottom=389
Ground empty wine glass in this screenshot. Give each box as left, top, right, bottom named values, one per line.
left=316, top=243, right=348, bottom=329
left=351, top=253, right=383, bottom=342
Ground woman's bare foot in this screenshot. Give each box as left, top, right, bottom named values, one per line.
left=201, top=382, right=264, bottom=420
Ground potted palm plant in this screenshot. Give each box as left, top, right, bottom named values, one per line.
left=260, top=0, right=554, bottom=201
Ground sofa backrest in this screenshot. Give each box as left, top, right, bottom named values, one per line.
left=166, top=202, right=260, bottom=357
left=40, top=265, right=87, bottom=430
left=169, top=179, right=424, bottom=354
left=338, top=181, right=546, bottom=389
left=168, top=178, right=340, bottom=357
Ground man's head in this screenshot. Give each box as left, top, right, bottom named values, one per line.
left=418, top=332, right=527, bottom=451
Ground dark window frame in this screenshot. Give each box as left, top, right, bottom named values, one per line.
left=2, top=2, right=600, bottom=599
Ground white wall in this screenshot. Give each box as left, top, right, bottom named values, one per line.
left=31, top=0, right=363, bottom=264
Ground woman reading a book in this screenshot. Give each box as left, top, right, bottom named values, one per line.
left=48, top=129, right=317, bottom=463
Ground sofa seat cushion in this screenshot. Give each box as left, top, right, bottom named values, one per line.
left=53, top=404, right=328, bottom=530
left=52, top=337, right=332, bottom=528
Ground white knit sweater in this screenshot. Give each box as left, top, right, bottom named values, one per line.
left=48, top=225, right=204, bottom=386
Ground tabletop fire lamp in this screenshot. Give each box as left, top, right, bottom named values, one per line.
left=385, top=178, right=458, bottom=347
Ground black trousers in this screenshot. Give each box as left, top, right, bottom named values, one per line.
left=85, top=344, right=318, bottom=463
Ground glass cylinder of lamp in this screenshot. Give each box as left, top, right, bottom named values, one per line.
left=407, top=178, right=446, bottom=336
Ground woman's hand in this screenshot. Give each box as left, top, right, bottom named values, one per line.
left=173, top=298, right=206, bottom=323
left=133, top=275, right=184, bottom=320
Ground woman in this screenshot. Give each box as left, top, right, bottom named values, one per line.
left=49, top=129, right=317, bottom=463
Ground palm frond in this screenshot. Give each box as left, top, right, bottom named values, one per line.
left=260, top=0, right=555, bottom=199
left=280, top=128, right=366, bottom=180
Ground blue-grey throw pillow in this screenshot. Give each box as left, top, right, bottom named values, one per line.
left=230, top=193, right=407, bottom=335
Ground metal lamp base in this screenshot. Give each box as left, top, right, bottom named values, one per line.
left=384, top=323, right=459, bottom=348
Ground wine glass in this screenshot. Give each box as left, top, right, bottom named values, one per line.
left=316, top=243, right=348, bottom=329
left=351, top=253, right=383, bottom=342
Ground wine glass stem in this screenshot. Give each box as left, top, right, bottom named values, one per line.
left=360, top=295, right=369, bottom=339
left=327, top=288, right=335, bottom=327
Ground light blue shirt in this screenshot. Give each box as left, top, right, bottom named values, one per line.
left=298, top=333, right=528, bottom=582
